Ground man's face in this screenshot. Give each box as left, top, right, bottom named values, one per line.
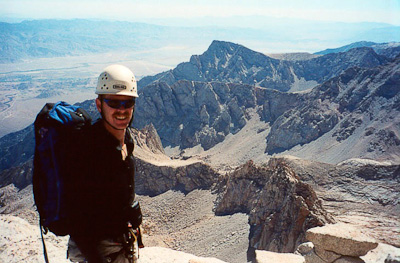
left=96, top=94, right=135, bottom=131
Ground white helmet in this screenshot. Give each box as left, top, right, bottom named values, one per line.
left=96, top=64, right=138, bottom=97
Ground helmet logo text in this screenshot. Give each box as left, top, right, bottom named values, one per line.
left=113, top=84, right=127, bottom=90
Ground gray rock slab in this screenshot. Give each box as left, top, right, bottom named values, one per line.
left=306, top=223, right=378, bottom=257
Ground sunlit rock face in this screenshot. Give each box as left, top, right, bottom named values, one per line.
left=215, top=159, right=334, bottom=255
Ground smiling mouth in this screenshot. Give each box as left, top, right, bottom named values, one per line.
left=115, top=115, right=128, bottom=120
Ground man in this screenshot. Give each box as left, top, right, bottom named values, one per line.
left=67, top=64, right=142, bottom=263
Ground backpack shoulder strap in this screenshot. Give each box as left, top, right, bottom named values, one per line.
left=39, top=221, right=50, bottom=263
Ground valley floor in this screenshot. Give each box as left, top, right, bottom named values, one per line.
left=138, top=189, right=249, bottom=263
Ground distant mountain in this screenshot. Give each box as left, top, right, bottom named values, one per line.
left=315, top=41, right=400, bottom=59
left=315, top=41, right=377, bottom=55
left=293, top=46, right=390, bottom=85
left=372, top=43, right=400, bottom=59
left=2, top=19, right=400, bottom=63
left=139, top=41, right=390, bottom=92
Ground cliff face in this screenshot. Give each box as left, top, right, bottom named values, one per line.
left=129, top=124, right=220, bottom=196
left=215, top=159, right=334, bottom=254
left=133, top=80, right=302, bottom=150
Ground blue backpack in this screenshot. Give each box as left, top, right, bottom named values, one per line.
left=33, top=101, right=91, bottom=261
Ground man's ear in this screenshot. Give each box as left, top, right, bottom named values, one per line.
left=95, top=98, right=102, bottom=113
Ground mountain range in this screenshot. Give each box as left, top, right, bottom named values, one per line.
left=1, top=39, right=400, bottom=262
left=1, top=40, right=400, bottom=173
left=1, top=19, right=400, bottom=63
left=137, top=40, right=397, bottom=92
left=133, top=41, right=400, bottom=164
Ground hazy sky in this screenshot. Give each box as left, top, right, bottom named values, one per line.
left=1, top=0, right=400, bottom=26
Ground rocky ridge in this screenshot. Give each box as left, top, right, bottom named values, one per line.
left=215, top=159, right=334, bottom=256
left=0, top=124, right=34, bottom=172
left=266, top=55, right=400, bottom=156
left=135, top=158, right=218, bottom=196
left=138, top=40, right=390, bottom=92
left=315, top=41, right=400, bottom=59
left=130, top=124, right=221, bottom=197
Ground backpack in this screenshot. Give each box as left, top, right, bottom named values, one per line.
left=33, top=101, right=92, bottom=234
left=33, top=101, right=91, bottom=262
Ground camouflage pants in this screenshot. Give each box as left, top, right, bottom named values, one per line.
left=67, top=236, right=138, bottom=263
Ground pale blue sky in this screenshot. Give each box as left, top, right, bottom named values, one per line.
left=1, top=0, right=400, bottom=25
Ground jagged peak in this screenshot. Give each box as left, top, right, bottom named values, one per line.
left=207, top=40, right=243, bottom=51
left=187, top=40, right=279, bottom=72
left=202, top=40, right=268, bottom=59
